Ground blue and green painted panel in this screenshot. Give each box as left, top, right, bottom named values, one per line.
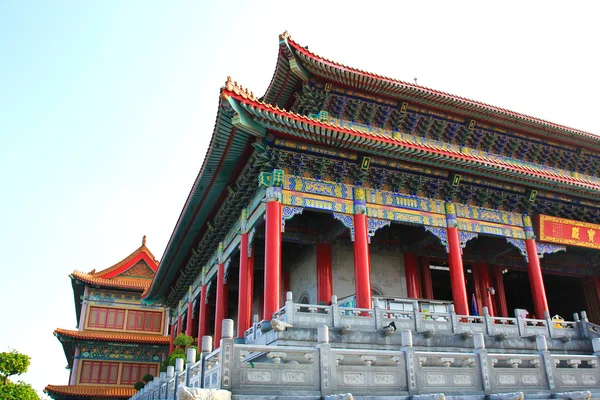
left=285, top=176, right=353, bottom=199
left=455, top=204, right=523, bottom=227
left=78, top=344, right=164, bottom=363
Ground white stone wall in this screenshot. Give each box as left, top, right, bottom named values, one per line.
left=286, top=242, right=408, bottom=304
left=332, top=242, right=407, bottom=300
left=289, top=245, right=318, bottom=304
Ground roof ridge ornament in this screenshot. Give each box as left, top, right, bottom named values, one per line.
left=224, top=76, right=256, bottom=101
left=142, top=235, right=146, bottom=246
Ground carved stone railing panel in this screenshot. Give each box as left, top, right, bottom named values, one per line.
left=414, top=351, right=482, bottom=394
left=549, top=319, right=582, bottom=340
left=203, top=348, right=222, bottom=389
left=485, top=316, right=520, bottom=338
left=338, top=307, right=376, bottom=330
left=551, top=355, right=600, bottom=391
left=232, top=344, right=320, bottom=394
left=378, top=309, right=416, bottom=332
left=454, top=315, right=486, bottom=335
left=329, top=348, right=408, bottom=396
left=487, top=353, right=547, bottom=392
left=187, top=359, right=203, bottom=388
left=417, top=312, right=452, bottom=334
left=517, top=316, right=551, bottom=338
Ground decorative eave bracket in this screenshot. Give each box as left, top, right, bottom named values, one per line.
left=224, top=96, right=266, bottom=137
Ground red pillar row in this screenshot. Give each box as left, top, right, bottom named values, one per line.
left=198, top=284, right=208, bottom=340
left=247, top=245, right=254, bottom=324
left=185, top=300, right=193, bottom=336
left=353, top=213, right=372, bottom=309
left=447, top=226, right=469, bottom=316
left=478, top=262, right=496, bottom=316
left=214, top=262, right=226, bottom=347
left=176, top=315, right=182, bottom=336
left=526, top=238, right=549, bottom=319
left=421, top=257, right=434, bottom=300
left=169, top=324, right=175, bottom=354
left=317, top=243, right=333, bottom=304
left=237, top=233, right=250, bottom=338
left=404, top=252, right=419, bottom=299
left=492, top=266, right=508, bottom=318
left=264, top=200, right=282, bottom=320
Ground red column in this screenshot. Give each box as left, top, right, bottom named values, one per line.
left=264, top=200, right=282, bottom=320
left=169, top=324, right=175, bottom=354
left=237, top=233, right=250, bottom=338
left=472, top=262, right=484, bottom=316
left=353, top=213, right=372, bottom=309
left=247, top=245, right=255, bottom=325
left=197, top=284, right=208, bottom=340
left=404, top=252, right=419, bottom=298
left=447, top=227, right=469, bottom=315
left=491, top=267, right=508, bottom=318
left=421, top=257, right=434, bottom=300
left=477, top=262, right=496, bottom=316
left=214, top=262, right=225, bottom=347
left=185, top=300, right=193, bottom=336
left=526, top=238, right=549, bottom=319
left=317, top=243, right=333, bottom=304
left=176, top=315, right=182, bottom=336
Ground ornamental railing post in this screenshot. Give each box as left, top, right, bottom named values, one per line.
left=474, top=333, right=491, bottom=395
left=401, top=330, right=418, bottom=395
left=220, top=319, right=234, bottom=390
left=331, top=295, right=340, bottom=329
left=536, top=335, right=555, bottom=391
left=317, top=325, right=332, bottom=397
left=285, top=291, right=295, bottom=324
left=200, top=335, right=213, bottom=388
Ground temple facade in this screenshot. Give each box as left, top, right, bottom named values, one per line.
left=136, top=32, right=600, bottom=399
left=45, top=237, right=170, bottom=400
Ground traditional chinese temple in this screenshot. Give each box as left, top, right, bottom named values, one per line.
left=45, top=237, right=170, bottom=400
left=137, top=32, right=600, bottom=398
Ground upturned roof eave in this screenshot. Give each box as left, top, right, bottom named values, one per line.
left=273, top=32, right=599, bottom=146
left=143, top=94, right=256, bottom=304
left=229, top=88, right=600, bottom=197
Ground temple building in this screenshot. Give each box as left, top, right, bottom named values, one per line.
left=45, top=237, right=170, bottom=400
left=139, top=32, right=600, bottom=398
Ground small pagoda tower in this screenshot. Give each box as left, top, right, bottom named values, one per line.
left=45, top=237, right=170, bottom=400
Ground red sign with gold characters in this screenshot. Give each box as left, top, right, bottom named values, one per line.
left=536, top=215, right=600, bottom=250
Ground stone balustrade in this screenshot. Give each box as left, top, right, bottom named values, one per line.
left=247, top=292, right=589, bottom=346
left=129, top=318, right=600, bottom=400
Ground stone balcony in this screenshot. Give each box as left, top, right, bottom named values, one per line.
left=130, top=294, right=600, bottom=400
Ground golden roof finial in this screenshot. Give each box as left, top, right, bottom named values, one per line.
left=142, top=235, right=147, bottom=246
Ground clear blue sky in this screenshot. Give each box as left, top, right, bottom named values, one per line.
left=1, top=1, right=599, bottom=397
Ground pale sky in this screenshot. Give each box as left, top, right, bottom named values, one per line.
left=1, top=1, right=599, bottom=397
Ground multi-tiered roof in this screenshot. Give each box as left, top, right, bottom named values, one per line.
left=143, top=32, right=600, bottom=308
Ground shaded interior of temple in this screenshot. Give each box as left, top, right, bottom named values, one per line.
left=185, top=208, right=598, bottom=338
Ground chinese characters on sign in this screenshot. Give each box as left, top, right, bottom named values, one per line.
left=537, top=215, right=600, bottom=250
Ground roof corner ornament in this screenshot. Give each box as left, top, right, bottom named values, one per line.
left=142, top=235, right=147, bottom=246
left=279, top=30, right=290, bottom=42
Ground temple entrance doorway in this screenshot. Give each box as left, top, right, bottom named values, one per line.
left=544, top=273, right=586, bottom=320
left=429, top=265, right=453, bottom=302
left=503, top=269, right=534, bottom=318
left=502, top=268, right=587, bottom=319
